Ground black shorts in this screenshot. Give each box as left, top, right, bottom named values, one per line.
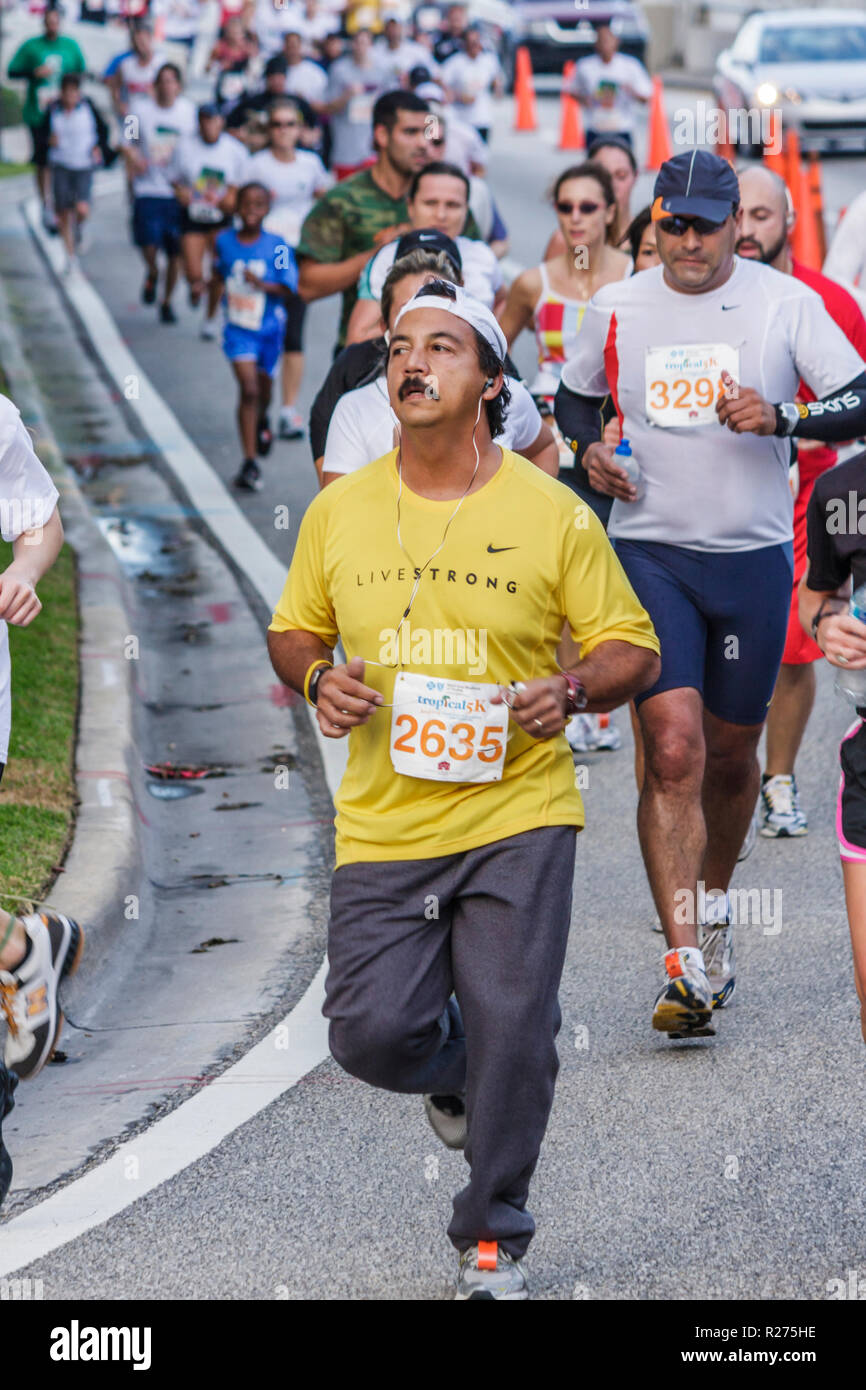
left=283, top=290, right=307, bottom=353
left=30, top=122, right=50, bottom=169
left=839, top=718, right=866, bottom=862
left=179, top=210, right=232, bottom=237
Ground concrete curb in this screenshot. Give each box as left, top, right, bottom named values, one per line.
left=0, top=273, right=142, bottom=965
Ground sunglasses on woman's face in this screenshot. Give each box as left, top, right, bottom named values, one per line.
left=270, top=119, right=298, bottom=129
left=555, top=199, right=603, bottom=217
left=657, top=214, right=725, bottom=236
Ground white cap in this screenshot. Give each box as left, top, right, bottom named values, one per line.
left=393, top=282, right=507, bottom=363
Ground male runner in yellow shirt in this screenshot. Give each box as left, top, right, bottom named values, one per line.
left=267, top=282, right=659, bottom=1299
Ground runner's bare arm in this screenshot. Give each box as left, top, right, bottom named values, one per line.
left=345, top=296, right=383, bottom=345
left=564, top=637, right=660, bottom=714
left=0, top=506, right=63, bottom=627
left=266, top=635, right=383, bottom=738
left=798, top=563, right=865, bottom=670
left=297, top=250, right=377, bottom=302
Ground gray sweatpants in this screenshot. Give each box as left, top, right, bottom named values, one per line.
left=323, top=825, right=577, bottom=1258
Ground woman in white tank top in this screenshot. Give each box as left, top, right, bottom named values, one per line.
left=499, top=160, right=631, bottom=409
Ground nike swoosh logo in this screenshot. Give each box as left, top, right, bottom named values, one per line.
left=487, top=544, right=518, bottom=553
left=721, top=305, right=739, bottom=311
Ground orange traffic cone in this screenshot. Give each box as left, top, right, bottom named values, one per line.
left=644, top=76, right=672, bottom=171
left=558, top=62, right=585, bottom=152
left=808, top=152, right=827, bottom=262
left=791, top=155, right=822, bottom=271
left=783, top=128, right=801, bottom=198
left=513, top=46, right=537, bottom=133
left=763, top=111, right=785, bottom=176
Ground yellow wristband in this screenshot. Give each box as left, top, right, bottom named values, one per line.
left=303, top=660, right=332, bottom=707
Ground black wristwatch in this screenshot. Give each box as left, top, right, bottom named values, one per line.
left=308, top=662, right=332, bottom=706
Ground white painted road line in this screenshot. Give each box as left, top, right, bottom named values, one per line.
left=0, top=961, right=329, bottom=1276
left=0, top=203, right=348, bottom=1268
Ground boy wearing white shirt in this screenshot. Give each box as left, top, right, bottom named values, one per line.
left=43, top=74, right=109, bottom=272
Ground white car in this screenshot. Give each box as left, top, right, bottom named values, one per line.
left=714, top=8, right=866, bottom=154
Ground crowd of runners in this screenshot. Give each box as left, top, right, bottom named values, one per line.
left=2, top=0, right=866, bottom=1302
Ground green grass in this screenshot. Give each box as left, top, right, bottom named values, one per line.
left=0, top=161, right=33, bottom=180
left=0, top=543, right=79, bottom=913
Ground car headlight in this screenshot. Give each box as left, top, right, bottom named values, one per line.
left=756, top=82, right=779, bottom=106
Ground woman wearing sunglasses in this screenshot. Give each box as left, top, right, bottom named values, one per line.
left=499, top=162, right=631, bottom=418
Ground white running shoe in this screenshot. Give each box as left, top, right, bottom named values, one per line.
left=652, top=947, right=715, bottom=1037
left=278, top=407, right=305, bottom=440
left=200, top=320, right=218, bottom=342
left=565, top=712, right=621, bottom=753
left=700, top=912, right=736, bottom=1009
left=760, top=775, right=808, bottom=837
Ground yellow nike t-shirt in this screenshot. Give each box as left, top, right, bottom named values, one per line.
left=270, top=449, right=659, bottom=866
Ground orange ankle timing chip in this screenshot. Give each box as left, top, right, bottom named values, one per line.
left=665, top=951, right=684, bottom=979
left=477, top=1241, right=498, bottom=1270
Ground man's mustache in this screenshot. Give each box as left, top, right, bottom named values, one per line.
left=399, top=377, right=436, bottom=400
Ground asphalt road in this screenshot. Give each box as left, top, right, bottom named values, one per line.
left=2, top=80, right=866, bottom=1301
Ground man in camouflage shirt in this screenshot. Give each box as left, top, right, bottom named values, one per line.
left=297, top=90, right=432, bottom=348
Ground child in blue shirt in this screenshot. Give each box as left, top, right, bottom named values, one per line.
left=211, top=182, right=298, bottom=491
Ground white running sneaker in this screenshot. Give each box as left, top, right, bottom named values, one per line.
left=200, top=320, right=218, bottom=342
left=651, top=947, right=715, bottom=1037
left=278, top=406, right=305, bottom=440
left=455, top=1243, right=528, bottom=1300
left=760, top=775, right=808, bottom=837
left=565, top=713, right=621, bottom=752
left=700, top=907, right=736, bottom=1009
left=565, top=713, right=593, bottom=752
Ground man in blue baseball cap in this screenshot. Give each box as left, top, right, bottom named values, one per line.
left=555, top=149, right=866, bottom=1040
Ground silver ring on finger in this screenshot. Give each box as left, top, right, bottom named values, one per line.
left=534, top=718, right=543, bottom=728
left=838, top=654, right=850, bottom=665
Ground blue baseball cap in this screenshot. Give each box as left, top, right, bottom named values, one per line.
left=651, top=150, right=740, bottom=224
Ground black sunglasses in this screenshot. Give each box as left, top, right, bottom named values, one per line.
left=556, top=199, right=604, bottom=217
left=657, top=214, right=726, bottom=236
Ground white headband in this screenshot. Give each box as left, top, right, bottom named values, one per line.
left=393, top=284, right=507, bottom=363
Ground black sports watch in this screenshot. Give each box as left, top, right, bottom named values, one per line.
left=308, top=662, right=332, bottom=706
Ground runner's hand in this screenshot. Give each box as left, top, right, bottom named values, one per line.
left=316, top=656, right=383, bottom=739
left=583, top=441, right=636, bottom=501
left=715, top=371, right=776, bottom=435
left=0, top=572, right=41, bottom=627
left=243, top=268, right=265, bottom=289
left=492, top=677, right=567, bottom=739
left=817, top=612, right=866, bottom=669
left=372, top=222, right=413, bottom=249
